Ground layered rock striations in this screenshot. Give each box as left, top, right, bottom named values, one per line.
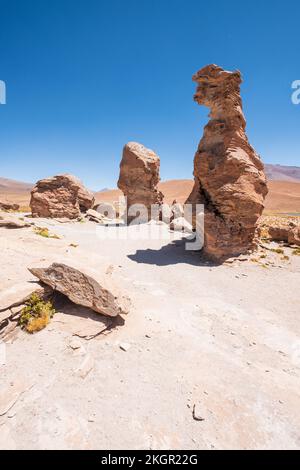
left=118, top=142, right=163, bottom=223
left=30, top=174, right=94, bottom=219
left=186, top=64, right=268, bottom=260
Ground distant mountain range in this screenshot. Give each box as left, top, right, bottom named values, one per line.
left=1, top=164, right=300, bottom=214
left=0, top=177, right=33, bottom=193
left=1, top=164, right=299, bottom=194
left=265, top=164, right=300, bottom=182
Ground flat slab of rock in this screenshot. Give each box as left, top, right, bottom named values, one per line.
left=0, top=282, right=44, bottom=312
left=29, top=262, right=130, bottom=317
left=85, top=209, right=106, bottom=223
left=170, top=217, right=193, bottom=233
left=0, top=214, right=31, bottom=229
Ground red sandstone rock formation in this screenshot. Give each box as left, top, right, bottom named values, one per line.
left=117, top=142, right=163, bottom=223
left=186, top=64, right=268, bottom=260
left=268, top=223, right=300, bottom=246
left=30, top=174, right=94, bottom=219
left=0, top=201, right=20, bottom=211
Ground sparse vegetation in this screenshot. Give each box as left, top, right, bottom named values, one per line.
left=261, top=264, right=269, bottom=269
left=69, top=243, right=78, bottom=248
left=19, top=293, right=55, bottom=334
left=34, top=227, right=60, bottom=239
left=292, top=248, right=300, bottom=256
left=271, top=248, right=284, bottom=255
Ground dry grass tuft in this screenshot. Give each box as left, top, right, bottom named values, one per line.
left=271, top=248, right=284, bottom=255
left=19, top=293, right=55, bottom=334
left=34, top=227, right=60, bottom=239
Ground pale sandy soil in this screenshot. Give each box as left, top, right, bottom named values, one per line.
left=0, top=216, right=300, bottom=450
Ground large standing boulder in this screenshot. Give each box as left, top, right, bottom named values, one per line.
left=186, top=65, right=268, bottom=260
left=117, top=142, right=163, bottom=223
left=0, top=201, right=20, bottom=211
left=30, top=174, right=94, bottom=219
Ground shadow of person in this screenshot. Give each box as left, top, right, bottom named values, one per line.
left=128, top=237, right=220, bottom=267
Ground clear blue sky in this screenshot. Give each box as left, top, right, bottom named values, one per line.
left=0, top=0, right=299, bottom=189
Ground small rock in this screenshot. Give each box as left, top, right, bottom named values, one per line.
left=69, top=338, right=83, bottom=350
left=192, top=404, right=205, bottom=422
left=170, top=217, right=193, bottom=233
left=74, top=354, right=94, bottom=379
left=119, top=342, right=131, bottom=352
left=85, top=209, right=106, bottom=223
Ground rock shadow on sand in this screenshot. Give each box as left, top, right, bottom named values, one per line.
left=128, top=238, right=221, bottom=267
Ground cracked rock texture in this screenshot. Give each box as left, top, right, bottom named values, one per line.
left=30, top=174, right=94, bottom=219
left=29, top=262, right=130, bottom=317
left=186, top=64, right=268, bottom=260
left=118, top=142, right=163, bottom=223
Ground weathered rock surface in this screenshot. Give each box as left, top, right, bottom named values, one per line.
left=118, top=142, right=163, bottom=223
left=85, top=209, right=106, bottom=223
left=171, top=201, right=184, bottom=220
left=268, top=223, right=300, bottom=246
left=29, top=262, right=130, bottom=317
left=0, top=214, right=31, bottom=229
left=186, top=64, right=268, bottom=260
left=30, top=174, right=94, bottom=219
left=258, top=216, right=300, bottom=246
left=0, top=201, right=20, bottom=211
left=93, top=202, right=116, bottom=219
left=0, top=282, right=43, bottom=313
left=170, top=217, right=193, bottom=233
left=0, top=283, right=53, bottom=340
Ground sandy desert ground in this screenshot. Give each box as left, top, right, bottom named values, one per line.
left=1, top=216, right=300, bottom=450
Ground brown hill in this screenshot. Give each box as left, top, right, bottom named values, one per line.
left=95, top=179, right=300, bottom=215
left=0, top=177, right=33, bottom=209
left=1, top=174, right=300, bottom=215
left=264, top=181, right=300, bottom=214
left=265, top=164, right=300, bottom=182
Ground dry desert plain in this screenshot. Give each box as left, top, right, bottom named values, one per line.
left=0, top=173, right=300, bottom=450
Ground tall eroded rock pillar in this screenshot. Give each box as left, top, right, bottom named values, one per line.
left=186, top=64, right=268, bottom=260
left=118, top=142, right=163, bottom=223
